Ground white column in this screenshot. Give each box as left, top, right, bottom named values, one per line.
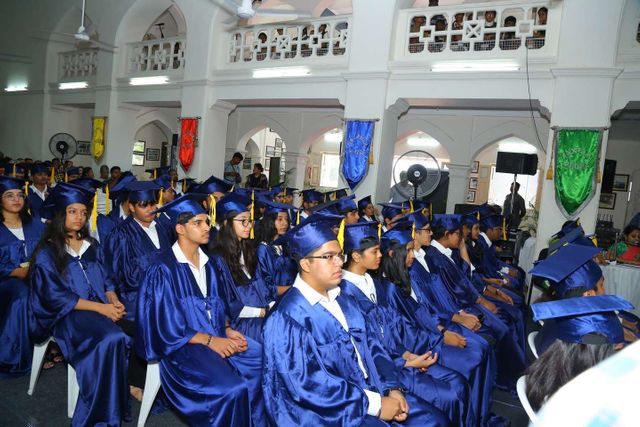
left=446, top=164, right=471, bottom=213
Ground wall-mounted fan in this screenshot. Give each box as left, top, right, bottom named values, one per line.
left=49, top=132, right=78, bottom=162
left=392, top=150, right=442, bottom=200
left=213, top=0, right=311, bottom=27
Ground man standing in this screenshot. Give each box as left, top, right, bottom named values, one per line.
left=502, top=182, right=526, bottom=229
left=224, top=152, right=244, bottom=185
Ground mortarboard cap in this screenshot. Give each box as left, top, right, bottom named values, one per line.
left=276, top=212, right=342, bottom=260
left=334, top=194, right=357, bottom=214
left=108, top=172, right=136, bottom=200
left=358, top=195, right=373, bottom=211
left=312, top=198, right=340, bottom=216
left=152, top=193, right=207, bottom=226
left=3, top=163, right=26, bottom=177
left=153, top=175, right=174, bottom=191
left=65, top=167, right=81, bottom=177
left=216, top=193, right=250, bottom=220
left=261, top=199, right=296, bottom=216
left=380, top=221, right=414, bottom=254
left=480, top=214, right=504, bottom=230
left=40, top=182, right=94, bottom=220
left=343, top=221, right=381, bottom=253
left=334, top=188, right=349, bottom=199
left=188, top=175, right=230, bottom=195
left=145, top=166, right=170, bottom=179
left=0, top=176, right=27, bottom=194
left=432, top=214, right=462, bottom=231
left=123, top=180, right=161, bottom=203
left=404, top=211, right=430, bottom=230
left=379, top=202, right=404, bottom=220
left=29, top=163, right=51, bottom=176
left=68, top=177, right=104, bottom=191
left=301, top=189, right=324, bottom=204
left=462, top=214, right=479, bottom=227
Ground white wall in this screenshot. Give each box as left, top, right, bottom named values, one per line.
left=132, top=121, right=170, bottom=178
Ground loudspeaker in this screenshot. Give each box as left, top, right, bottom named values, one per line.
left=495, top=152, right=538, bottom=175
left=601, top=159, right=616, bottom=194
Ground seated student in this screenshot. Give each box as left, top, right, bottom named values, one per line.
left=187, top=174, right=232, bottom=252
left=212, top=193, right=276, bottom=344
left=0, top=176, right=44, bottom=377
left=255, top=199, right=297, bottom=295
left=26, top=163, right=52, bottom=221
left=424, top=214, right=526, bottom=391
left=337, top=194, right=360, bottom=224
left=476, top=214, right=525, bottom=290
left=262, top=213, right=451, bottom=426
left=106, top=172, right=136, bottom=226
left=341, top=221, right=474, bottom=426
left=608, top=224, right=640, bottom=265
left=297, top=188, right=323, bottom=223
left=379, top=203, right=405, bottom=232
left=67, top=178, right=115, bottom=244
left=29, top=184, right=130, bottom=426
left=151, top=175, right=177, bottom=235
left=382, top=218, right=497, bottom=426
left=358, top=195, right=380, bottom=223
left=137, top=194, right=265, bottom=426
left=526, top=294, right=630, bottom=412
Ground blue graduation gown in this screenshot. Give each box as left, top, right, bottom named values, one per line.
left=137, top=249, right=264, bottom=427
left=213, top=253, right=275, bottom=344
left=384, top=278, right=495, bottom=427
left=424, top=246, right=525, bottom=391
left=92, top=213, right=115, bottom=244
left=262, top=284, right=451, bottom=427
left=474, top=237, right=524, bottom=290
left=255, top=242, right=297, bottom=292
left=107, top=206, right=128, bottom=227
left=0, top=219, right=43, bottom=377
left=27, top=190, right=46, bottom=221
left=29, top=243, right=129, bottom=426
left=341, top=278, right=474, bottom=427
left=103, top=216, right=172, bottom=320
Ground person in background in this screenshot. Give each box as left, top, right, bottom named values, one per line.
left=502, top=182, right=526, bottom=229
left=390, top=171, right=413, bottom=203
left=357, top=195, right=379, bottom=223
left=224, top=152, right=243, bottom=185
left=81, top=167, right=94, bottom=179
left=245, top=163, right=268, bottom=189
left=27, top=163, right=51, bottom=221
left=99, top=165, right=109, bottom=181
left=608, top=224, right=640, bottom=265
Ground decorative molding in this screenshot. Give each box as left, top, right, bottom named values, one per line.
left=0, top=52, right=32, bottom=64
left=341, top=71, right=390, bottom=81
left=550, top=68, right=624, bottom=78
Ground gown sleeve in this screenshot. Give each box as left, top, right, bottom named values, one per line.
left=210, top=254, right=245, bottom=321
left=255, top=243, right=277, bottom=295
left=0, top=242, right=20, bottom=279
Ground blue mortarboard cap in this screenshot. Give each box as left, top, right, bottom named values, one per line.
left=3, top=163, right=26, bottom=176
left=380, top=221, right=414, bottom=253
left=0, top=176, right=27, bottom=194
left=190, top=175, right=231, bottom=195
left=432, top=214, right=462, bottom=231
left=153, top=175, right=174, bottom=190
left=344, top=221, right=380, bottom=253
left=336, top=195, right=357, bottom=213
left=480, top=214, right=503, bottom=230
left=312, top=198, right=340, bottom=216
left=29, top=163, right=51, bottom=175
left=530, top=243, right=602, bottom=296
left=405, top=211, right=430, bottom=230
left=301, top=189, right=324, bottom=203
left=178, top=178, right=198, bottom=193
left=216, top=193, right=250, bottom=219
left=476, top=203, right=494, bottom=218
left=379, top=203, right=404, bottom=220
left=109, top=172, right=137, bottom=200
left=462, top=214, right=479, bottom=227
left=285, top=212, right=343, bottom=259
left=261, top=200, right=296, bottom=215
left=270, top=182, right=285, bottom=194
left=68, top=177, right=104, bottom=191
left=123, top=181, right=161, bottom=203
left=334, top=188, right=349, bottom=199
left=284, top=187, right=298, bottom=196
left=65, top=167, right=81, bottom=177
left=531, top=295, right=631, bottom=344
left=40, top=182, right=94, bottom=219
left=358, top=195, right=373, bottom=211
left=548, top=227, right=595, bottom=253
left=231, top=187, right=253, bottom=198
left=152, top=193, right=207, bottom=226
left=145, top=166, right=170, bottom=178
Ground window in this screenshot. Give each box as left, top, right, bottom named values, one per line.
left=320, top=153, right=340, bottom=188
left=488, top=166, right=539, bottom=209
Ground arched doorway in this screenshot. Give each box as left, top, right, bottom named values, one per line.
left=304, top=127, right=343, bottom=190
left=132, top=120, right=172, bottom=178
left=239, top=127, right=287, bottom=186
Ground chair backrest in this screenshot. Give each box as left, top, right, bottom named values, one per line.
left=528, top=331, right=540, bottom=359
left=516, top=375, right=538, bottom=423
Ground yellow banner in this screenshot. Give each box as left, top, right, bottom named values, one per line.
left=92, top=117, right=106, bottom=161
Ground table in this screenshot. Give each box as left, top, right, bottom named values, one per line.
left=602, top=263, right=640, bottom=316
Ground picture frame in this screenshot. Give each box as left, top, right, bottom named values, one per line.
left=132, top=153, right=145, bottom=166
left=466, top=190, right=476, bottom=203
left=469, top=177, right=478, bottom=190
left=598, top=193, right=616, bottom=210
left=471, top=161, right=480, bottom=174
left=243, top=157, right=252, bottom=170
left=479, top=165, right=490, bottom=179
left=266, top=146, right=276, bottom=157
left=77, top=141, right=91, bottom=156
left=274, top=138, right=283, bottom=149
left=613, top=174, right=630, bottom=192
left=146, top=148, right=161, bottom=162
left=133, top=140, right=146, bottom=153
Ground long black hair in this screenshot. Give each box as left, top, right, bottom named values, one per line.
left=346, top=237, right=379, bottom=269
left=29, top=206, right=96, bottom=276
left=255, top=211, right=278, bottom=244
left=525, top=338, right=616, bottom=411
left=214, top=210, right=257, bottom=285
left=379, top=239, right=412, bottom=297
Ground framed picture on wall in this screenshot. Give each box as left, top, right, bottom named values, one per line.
left=133, top=140, right=146, bottom=153
left=275, top=138, right=283, bottom=149
left=471, top=161, right=480, bottom=174
left=613, top=174, right=630, bottom=192
left=599, top=193, right=616, bottom=210
left=469, top=177, right=478, bottom=189
left=466, top=190, right=476, bottom=203
left=243, top=157, right=252, bottom=169
left=311, top=166, right=320, bottom=186
left=146, top=148, right=161, bottom=162
left=77, top=141, right=91, bottom=155
left=132, top=153, right=145, bottom=166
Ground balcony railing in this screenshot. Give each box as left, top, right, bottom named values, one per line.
left=126, top=36, right=186, bottom=76
left=395, top=1, right=555, bottom=62
left=227, top=16, right=350, bottom=64
left=59, top=49, right=98, bottom=82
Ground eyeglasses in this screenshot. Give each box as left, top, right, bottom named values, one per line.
left=305, top=252, right=346, bottom=264
left=2, top=192, right=26, bottom=200
left=232, top=218, right=253, bottom=227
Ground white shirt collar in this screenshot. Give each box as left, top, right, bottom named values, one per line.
left=431, top=239, right=453, bottom=258
left=480, top=232, right=492, bottom=247
left=172, top=241, right=209, bottom=269
left=30, top=184, right=48, bottom=200
left=134, top=218, right=156, bottom=229
left=65, top=239, right=91, bottom=257
left=342, top=270, right=377, bottom=301
left=293, top=274, right=340, bottom=305
left=413, top=248, right=431, bottom=272
left=119, top=205, right=128, bottom=219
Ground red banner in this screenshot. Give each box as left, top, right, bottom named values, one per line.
left=179, top=118, right=198, bottom=171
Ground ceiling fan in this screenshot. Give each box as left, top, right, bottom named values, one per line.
left=213, top=0, right=312, bottom=27
left=46, top=0, right=116, bottom=50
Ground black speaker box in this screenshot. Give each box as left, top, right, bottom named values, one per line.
left=495, top=152, right=538, bottom=175
left=601, top=159, right=616, bottom=194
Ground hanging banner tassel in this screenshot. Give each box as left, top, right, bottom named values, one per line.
left=337, top=219, right=345, bottom=250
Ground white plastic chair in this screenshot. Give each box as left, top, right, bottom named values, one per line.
left=528, top=331, right=539, bottom=359
left=516, top=375, right=537, bottom=423
left=137, top=362, right=161, bottom=427
left=27, top=337, right=79, bottom=419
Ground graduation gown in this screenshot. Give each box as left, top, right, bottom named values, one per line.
left=255, top=242, right=297, bottom=292
left=384, top=278, right=495, bottom=427
left=474, top=237, right=524, bottom=290
left=213, top=253, right=275, bottom=343
left=137, top=249, right=264, bottom=427
left=341, top=277, right=474, bottom=427
left=27, top=189, right=46, bottom=221
left=424, top=246, right=525, bottom=391
left=103, top=216, right=172, bottom=320
left=29, top=243, right=129, bottom=426
left=0, top=219, right=43, bottom=377
left=262, top=283, right=451, bottom=427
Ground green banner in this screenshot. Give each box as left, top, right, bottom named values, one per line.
left=554, top=129, right=601, bottom=218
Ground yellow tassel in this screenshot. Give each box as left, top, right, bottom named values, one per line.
left=24, top=182, right=29, bottom=196
left=250, top=190, right=255, bottom=239
left=156, top=190, right=163, bottom=217
left=502, top=217, right=507, bottom=241
left=410, top=199, right=414, bottom=213
left=153, top=170, right=157, bottom=179
left=12, top=164, right=16, bottom=177
left=230, top=185, right=235, bottom=193
left=476, top=211, right=480, bottom=220
left=296, top=208, right=301, bottom=225
left=337, top=218, right=345, bottom=250
left=591, top=236, right=598, bottom=247
left=50, top=167, right=55, bottom=185
left=65, top=172, right=68, bottom=182
left=182, top=179, right=187, bottom=193
left=378, top=222, right=382, bottom=240
left=546, top=163, right=553, bottom=180
left=596, top=165, right=601, bottom=184
left=91, top=192, right=98, bottom=232
left=209, top=194, right=217, bottom=228
left=104, top=185, right=110, bottom=215
left=412, top=222, right=416, bottom=240
left=576, top=218, right=581, bottom=226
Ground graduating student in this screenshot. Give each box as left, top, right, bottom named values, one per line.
left=187, top=174, right=232, bottom=252
left=297, top=188, right=323, bottom=223
left=380, top=221, right=497, bottom=426
left=137, top=194, right=265, bottom=426
left=358, top=195, right=380, bottom=223
left=476, top=214, right=524, bottom=290
left=0, top=176, right=44, bottom=377
left=424, top=214, right=526, bottom=391
left=103, top=180, right=173, bottom=320
left=29, top=184, right=130, bottom=426
left=263, top=213, right=451, bottom=427
left=67, top=178, right=115, bottom=244
left=213, top=193, right=276, bottom=343
left=254, top=199, right=297, bottom=295
left=106, top=172, right=136, bottom=226
left=26, top=163, right=52, bottom=221
left=379, top=203, right=405, bottom=232
left=151, top=175, right=178, bottom=235
left=341, top=221, right=474, bottom=426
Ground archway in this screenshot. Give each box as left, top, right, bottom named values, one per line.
left=304, top=127, right=343, bottom=190
left=132, top=120, right=172, bottom=178
left=238, top=127, right=287, bottom=186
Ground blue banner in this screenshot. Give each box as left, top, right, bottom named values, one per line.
left=341, top=120, right=375, bottom=190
